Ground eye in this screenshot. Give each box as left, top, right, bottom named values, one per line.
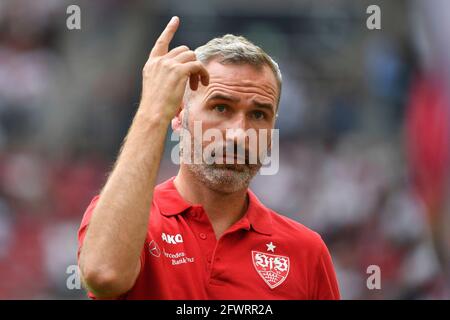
left=252, top=110, right=266, bottom=120
left=214, top=104, right=228, bottom=113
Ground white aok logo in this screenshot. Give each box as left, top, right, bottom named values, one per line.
left=162, top=232, right=183, bottom=244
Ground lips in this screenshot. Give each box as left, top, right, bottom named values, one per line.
left=210, top=150, right=247, bottom=164
left=223, top=154, right=246, bottom=163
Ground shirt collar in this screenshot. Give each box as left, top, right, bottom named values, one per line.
left=155, top=177, right=273, bottom=235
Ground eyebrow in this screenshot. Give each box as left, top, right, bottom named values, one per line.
left=207, top=93, right=275, bottom=114
left=252, top=101, right=275, bottom=114
left=207, top=93, right=240, bottom=103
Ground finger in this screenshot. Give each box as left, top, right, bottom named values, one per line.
left=189, top=74, right=199, bottom=91
left=166, top=45, right=190, bottom=58
left=180, top=61, right=210, bottom=87
left=200, top=71, right=209, bottom=87
left=150, top=16, right=180, bottom=58
left=172, top=50, right=196, bottom=63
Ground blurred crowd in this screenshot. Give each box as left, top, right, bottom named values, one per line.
left=0, top=0, right=449, bottom=299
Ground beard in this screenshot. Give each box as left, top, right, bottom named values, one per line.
left=188, top=160, right=261, bottom=194
left=180, top=128, right=264, bottom=194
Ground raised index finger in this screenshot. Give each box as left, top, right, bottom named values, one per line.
left=150, top=16, right=180, bottom=58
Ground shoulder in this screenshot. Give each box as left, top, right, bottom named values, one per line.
left=248, top=189, right=327, bottom=253
left=268, top=209, right=327, bottom=253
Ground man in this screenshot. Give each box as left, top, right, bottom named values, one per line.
left=77, top=16, right=340, bottom=299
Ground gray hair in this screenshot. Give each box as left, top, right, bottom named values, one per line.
left=185, top=34, right=282, bottom=106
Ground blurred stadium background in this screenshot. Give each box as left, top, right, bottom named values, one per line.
left=0, top=0, right=449, bottom=299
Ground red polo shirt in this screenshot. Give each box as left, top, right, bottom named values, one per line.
left=77, top=177, right=340, bottom=300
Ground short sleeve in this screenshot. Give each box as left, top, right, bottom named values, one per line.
left=77, top=195, right=100, bottom=260
left=76, top=195, right=147, bottom=300
left=312, top=239, right=341, bottom=300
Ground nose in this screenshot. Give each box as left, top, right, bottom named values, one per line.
left=222, top=113, right=252, bottom=161
left=225, top=112, right=248, bottom=141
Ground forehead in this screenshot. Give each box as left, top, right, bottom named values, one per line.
left=197, top=60, right=279, bottom=104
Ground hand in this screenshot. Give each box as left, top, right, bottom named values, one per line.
left=139, top=16, right=209, bottom=122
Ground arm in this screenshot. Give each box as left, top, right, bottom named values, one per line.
left=78, top=16, right=209, bottom=299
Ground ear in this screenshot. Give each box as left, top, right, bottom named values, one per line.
left=171, top=105, right=185, bottom=132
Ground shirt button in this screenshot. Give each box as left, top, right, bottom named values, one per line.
left=199, top=233, right=207, bottom=240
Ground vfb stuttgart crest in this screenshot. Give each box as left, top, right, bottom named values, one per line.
left=252, top=251, right=290, bottom=289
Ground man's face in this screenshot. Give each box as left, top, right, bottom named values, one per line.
left=179, top=60, right=279, bottom=193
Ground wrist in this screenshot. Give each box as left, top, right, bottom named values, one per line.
left=134, top=105, right=172, bottom=128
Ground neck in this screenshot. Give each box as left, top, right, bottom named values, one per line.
left=173, top=166, right=249, bottom=239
